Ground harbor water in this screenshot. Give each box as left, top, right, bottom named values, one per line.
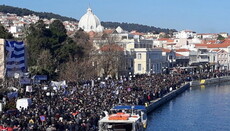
left=146, top=82, right=230, bottom=131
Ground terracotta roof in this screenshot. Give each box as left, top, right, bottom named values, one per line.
left=211, top=49, right=221, bottom=52
left=158, top=38, right=171, bottom=41
left=195, top=44, right=208, bottom=48
left=131, top=32, right=145, bottom=36
left=175, top=49, right=190, bottom=52
left=201, top=40, right=218, bottom=44
left=161, top=48, right=171, bottom=53
left=222, top=39, right=230, bottom=44
left=195, top=43, right=230, bottom=48
left=207, top=43, right=230, bottom=48
left=167, top=43, right=176, bottom=45
left=103, top=29, right=115, bottom=34
left=100, top=44, right=124, bottom=52
left=167, top=39, right=174, bottom=42
left=176, top=53, right=184, bottom=57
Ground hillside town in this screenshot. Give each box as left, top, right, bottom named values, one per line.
left=0, top=8, right=229, bottom=79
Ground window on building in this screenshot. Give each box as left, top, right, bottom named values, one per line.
left=137, top=53, right=142, bottom=59
left=138, top=64, right=141, bottom=71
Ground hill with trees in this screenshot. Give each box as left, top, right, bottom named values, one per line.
left=0, top=5, right=77, bottom=21
left=101, top=22, right=176, bottom=33
left=0, top=4, right=176, bottom=33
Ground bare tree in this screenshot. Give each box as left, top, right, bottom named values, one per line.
left=59, top=57, right=96, bottom=82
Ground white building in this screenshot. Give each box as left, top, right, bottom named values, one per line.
left=174, top=30, right=196, bottom=39
left=78, top=8, right=104, bottom=32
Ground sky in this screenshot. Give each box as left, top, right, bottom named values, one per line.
left=0, top=0, right=230, bottom=33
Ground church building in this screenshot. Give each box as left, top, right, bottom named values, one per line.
left=78, top=8, right=104, bottom=32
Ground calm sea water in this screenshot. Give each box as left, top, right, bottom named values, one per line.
left=146, top=82, right=230, bottom=131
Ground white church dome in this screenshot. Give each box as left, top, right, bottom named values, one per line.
left=78, top=8, right=103, bottom=32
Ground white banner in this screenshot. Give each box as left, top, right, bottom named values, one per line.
left=51, top=80, right=67, bottom=88
left=26, top=86, right=33, bottom=92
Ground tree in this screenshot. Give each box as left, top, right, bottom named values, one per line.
left=37, top=50, right=55, bottom=77
left=26, top=20, right=96, bottom=80
left=0, top=24, right=13, bottom=39
left=59, top=58, right=95, bottom=82
left=26, top=20, right=51, bottom=66
left=217, top=34, right=225, bottom=40
left=49, top=19, right=67, bottom=43
left=97, top=43, right=124, bottom=78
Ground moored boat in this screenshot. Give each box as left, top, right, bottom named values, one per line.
left=99, top=105, right=147, bottom=131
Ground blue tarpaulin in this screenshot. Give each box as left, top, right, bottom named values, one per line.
left=32, top=75, right=47, bottom=80
left=7, top=92, right=18, bottom=99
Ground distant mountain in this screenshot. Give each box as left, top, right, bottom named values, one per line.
left=101, top=22, right=176, bottom=33
left=0, top=5, right=176, bottom=33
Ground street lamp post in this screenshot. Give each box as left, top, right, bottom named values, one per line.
left=45, top=86, right=55, bottom=125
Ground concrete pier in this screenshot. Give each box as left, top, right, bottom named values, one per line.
left=190, top=76, right=230, bottom=87
left=146, top=83, right=190, bottom=113
left=146, top=76, right=230, bottom=114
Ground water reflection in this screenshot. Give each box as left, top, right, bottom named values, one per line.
left=146, top=82, right=230, bottom=131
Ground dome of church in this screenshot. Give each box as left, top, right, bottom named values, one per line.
left=78, top=8, right=103, bottom=32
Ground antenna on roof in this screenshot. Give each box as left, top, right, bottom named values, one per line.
left=88, top=2, right=91, bottom=9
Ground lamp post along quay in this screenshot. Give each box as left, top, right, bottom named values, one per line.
left=44, top=86, right=56, bottom=125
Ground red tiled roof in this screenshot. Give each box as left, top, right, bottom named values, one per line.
left=211, top=49, right=221, bottom=52
left=222, top=39, right=230, bottom=44
left=195, top=44, right=208, bottom=48
left=201, top=40, right=218, bottom=44
left=176, top=53, right=184, bottom=57
left=158, top=38, right=171, bottom=41
left=167, top=39, right=174, bottom=42
left=195, top=43, right=230, bottom=48
left=161, top=48, right=171, bottom=53
left=103, top=29, right=115, bottom=34
left=175, top=49, right=190, bottom=52
left=100, top=44, right=124, bottom=52
left=167, top=43, right=176, bottom=45
left=207, top=43, right=230, bottom=48
left=131, top=32, right=145, bottom=36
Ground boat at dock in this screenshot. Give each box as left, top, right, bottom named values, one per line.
left=98, top=105, right=147, bottom=131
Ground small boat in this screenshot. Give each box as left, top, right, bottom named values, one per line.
left=99, top=105, right=147, bottom=131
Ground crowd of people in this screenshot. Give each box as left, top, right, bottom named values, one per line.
left=0, top=71, right=229, bottom=131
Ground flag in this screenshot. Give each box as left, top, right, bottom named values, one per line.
left=5, top=40, right=26, bottom=77
left=7, top=92, right=18, bottom=99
